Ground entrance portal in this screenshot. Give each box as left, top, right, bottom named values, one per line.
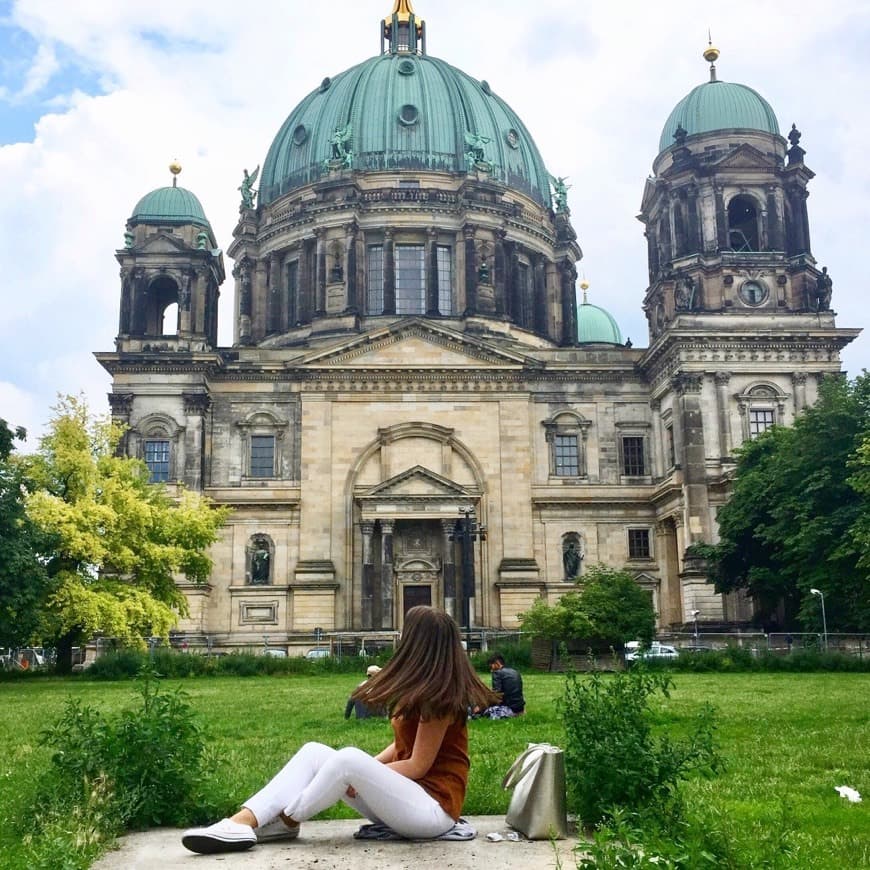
left=403, top=585, right=432, bottom=615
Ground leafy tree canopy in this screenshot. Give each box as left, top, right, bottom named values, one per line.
left=519, top=564, right=656, bottom=647
left=0, top=419, right=52, bottom=647
left=705, top=373, right=870, bottom=633
left=20, top=396, right=229, bottom=668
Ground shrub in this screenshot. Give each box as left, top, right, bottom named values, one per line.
left=37, top=668, right=211, bottom=830
left=561, top=666, right=720, bottom=826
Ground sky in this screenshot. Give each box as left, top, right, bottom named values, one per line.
left=1, top=0, right=868, bottom=445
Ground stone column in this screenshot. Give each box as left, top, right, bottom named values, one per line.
left=686, top=184, right=700, bottom=253
left=650, top=398, right=664, bottom=478
left=182, top=393, right=210, bottom=491
left=426, top=228, right=440, bottom=315
left=344, top=223, right=358, bottom=313
left=235, top=258, right=253, bottom=345
left=299, top=238, right=315, bottom=324
left=107, top=393, right=134, bottom=457
left=714, top=186, right=728, bottom=250
left=792, top=372, right=808, bottom=414
left=268, top=252, right=282, bottom=334
left=383, top=229, right=396, bottom=315
left=315, top=230, right=326, bottom=316
left=559, top=258, right=578, bottom=347
left=494, top=230, right=507, bottom=317
left=463, top=225, right=477, bottom=315
left=118, top=267, right=132, bottom=335
left=178, top=270, right=193, bottom=334
left=130, top=267, right=147, bottom=335
left=766, top=185, right=783, bottom=251
left=441, top=519, right=457, bottom=622
left=714, top=371, right=732, bottom=460
left=380, top=520, right=394, bottom=629
left=360, top=521, right=375, bottom=630
left=533, top=254, right=548, bottom=335
left=672, top=372, right=711, bottom=544
left=798, top=188, right=812, bottom=256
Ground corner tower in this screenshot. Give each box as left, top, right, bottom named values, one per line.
left=116, top=163, right=224, bottom=352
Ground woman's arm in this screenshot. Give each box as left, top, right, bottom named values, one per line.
left=385, top=718, right=450, bottom=781
left=375, top=742, right=396, bottom=764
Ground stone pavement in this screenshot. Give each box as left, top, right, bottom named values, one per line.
left=91, top=815, right=582, bottom=869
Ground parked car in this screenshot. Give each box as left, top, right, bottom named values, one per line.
left=625, top=641, right=679, bottom=662
left=263, top=648, right=287, bottom=658
left=305, top=647, right=331, bottom=660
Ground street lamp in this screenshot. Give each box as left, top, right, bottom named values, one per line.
left=810, top=589, right=828, bottom=652
left=691, top=610, right=700, bottom=647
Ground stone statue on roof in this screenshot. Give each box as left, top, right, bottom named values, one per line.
left=464, top=131, right=492, bottom=171
left=328, top=124, right=354, bottom=168
left=550, top=175, right=571, bottom=213
left=238, top=166, right=259, bottom=209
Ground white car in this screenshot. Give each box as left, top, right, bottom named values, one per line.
left=625, top=641, right=679, bottom=662
left=304, top=648, right=330, bottom=660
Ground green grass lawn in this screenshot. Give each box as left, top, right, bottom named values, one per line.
left=1, top=672, right=867, bottom=868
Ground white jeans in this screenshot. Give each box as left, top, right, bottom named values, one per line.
left=243, top=742, right=455, bottom=839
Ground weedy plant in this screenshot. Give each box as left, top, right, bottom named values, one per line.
left=561, top=663, right=720, bottom=827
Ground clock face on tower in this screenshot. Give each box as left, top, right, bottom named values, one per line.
left=739, top=280, right=768, bottom=306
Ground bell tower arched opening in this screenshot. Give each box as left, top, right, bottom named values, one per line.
left=146, top=274, right=180, bottom=336
left=727, top=195, right=760, bottom=252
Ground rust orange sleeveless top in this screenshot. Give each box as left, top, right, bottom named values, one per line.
left=392, top=715, right=469, bottom=821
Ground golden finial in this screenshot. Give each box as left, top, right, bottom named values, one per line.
left=580, top=278, right=590, bottom=304
left=703, top=31, right=720, bottom=81
left=169, top=159, right=182, bottom=187
left=387, top=0, right=417, bottom=23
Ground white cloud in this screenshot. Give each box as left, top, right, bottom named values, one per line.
left=0, top=0, right=867, bottom=434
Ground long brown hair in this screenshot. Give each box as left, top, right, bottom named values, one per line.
left=352, top=606, right=499, bottom=720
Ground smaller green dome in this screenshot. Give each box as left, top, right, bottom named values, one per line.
left=578, top=302, right=623, bottom=344
left=659, top=80, right=779, bottom=153
left=130, top=186, right=211, bottom=228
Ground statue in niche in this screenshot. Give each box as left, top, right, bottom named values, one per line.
left=238, top=166, right=259, bottom=210
left=674, top=276, right=696, bottom=311
left=249, top=541, right=271, bottom=585
left=815, top=266, right=833, bottom=311
left=563, top=539, right=583, bottom=580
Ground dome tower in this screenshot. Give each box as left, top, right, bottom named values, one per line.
left=228, top=1, right=580, bottom=348
left=639, top=43, right=830, bottom=340
left=116, top=163, right=225, bottom=352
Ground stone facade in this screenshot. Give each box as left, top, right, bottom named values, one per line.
left=96, top=13, right=859, bottom=653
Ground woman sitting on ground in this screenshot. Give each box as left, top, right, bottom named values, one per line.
left=182, top=606, right=500, bottom=854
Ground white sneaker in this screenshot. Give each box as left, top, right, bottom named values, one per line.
left=256, top=816, right=301, bottom=842
left=181, top=818, right=257, bottom=854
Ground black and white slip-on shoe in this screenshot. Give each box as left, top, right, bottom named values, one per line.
left=181, top=818, right=257, bottom=854
left=256, top=816, right=301, bottom=842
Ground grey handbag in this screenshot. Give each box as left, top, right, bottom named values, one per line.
left=502, top=742, right=568, bottom=840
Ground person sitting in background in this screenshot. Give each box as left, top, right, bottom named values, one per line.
left=487, top=654, right=525, bottom=716
left=344, top=664, right=387, bottom=719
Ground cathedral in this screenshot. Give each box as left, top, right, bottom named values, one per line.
left=96, top=2, right=858, bottom=652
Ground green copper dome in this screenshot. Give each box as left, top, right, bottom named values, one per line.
left=659, top=80, right=780, bottom=153
left=577, top=302, right=623, bottom=345
left=130, top=186, right=211, bottom=228
left=260, top=52, right=553, bottom=207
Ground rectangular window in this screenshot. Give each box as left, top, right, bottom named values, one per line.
left=366, top=245, right=384, bottom=314
left=398, top=179, right=420, bottom=189
left=144, top=440, right=170, bottom=483
left=286, top=260, right=298, bottom=327
left=249, top=435, right=276, bottom=478
left=666, top=425, right=675, bottom=467
left=517, top=262, right=531, bottom=325
left=628, top=528, right=651, bottom=560
left=554, top=434, right=580, bottom=477
left=437, top=245, right=453, bottom=315
left=622, top=436, right=646, bottom=476
left=749, top=408, right=775, bottom=438
left=395, top=244, right=425, bottom=314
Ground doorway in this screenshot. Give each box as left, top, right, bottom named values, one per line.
left=403, top=585, right=432, bottom=616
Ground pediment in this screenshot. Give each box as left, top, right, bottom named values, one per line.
left=361, top=465, right=474, bottom=499
left=136, top=234, right=189, bottom=255
left=294, top=319, right=538, bottom=370
left=711, top=144, right=777, bottom=171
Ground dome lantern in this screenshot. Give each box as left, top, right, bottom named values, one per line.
left=382, top=0, right=426, bottom=55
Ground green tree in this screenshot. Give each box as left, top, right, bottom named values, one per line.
left=519, top=564, right=656, bottom=649
left=0, top=420, right=53, bottom=647
left=707, top=373, right=870, bottom=632
left=22, top=397, right=229, bottom=672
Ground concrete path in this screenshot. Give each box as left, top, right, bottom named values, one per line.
left=91, top=815, right=582, bottom=869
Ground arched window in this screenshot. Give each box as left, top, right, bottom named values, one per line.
left=161, top=302, right=178, bottom=335
left=727, top=195, right=760, bottom=252
left=246, top=535, right=274, bottom=585
left=561, top=532, right=584, bottom=580
left=145, top=274, right=180, bottom=335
